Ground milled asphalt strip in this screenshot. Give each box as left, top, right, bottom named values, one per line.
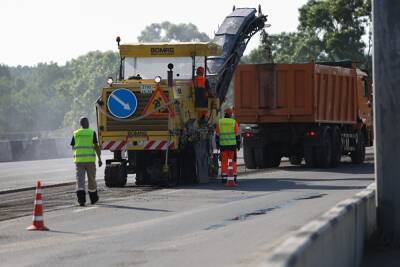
left=0, top=153, right=374, bottom=195
left=0, top=181, right=77, bottom=195
left=0, top=164, right=252, bottom=195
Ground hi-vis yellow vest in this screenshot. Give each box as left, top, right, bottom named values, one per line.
left=218, top=118, right=237, bottom=146
left=73, top=128, right=96, bottom=163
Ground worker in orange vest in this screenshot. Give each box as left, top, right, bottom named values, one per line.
left=216, top=107, right=241, bottom=186
left=194, top=66, right=210, bottom=108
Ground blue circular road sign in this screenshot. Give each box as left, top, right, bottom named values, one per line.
left=107, top=88, right=137, bottom=118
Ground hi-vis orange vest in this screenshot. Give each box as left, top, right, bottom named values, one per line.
left=194, top=76, right=205, bottom=88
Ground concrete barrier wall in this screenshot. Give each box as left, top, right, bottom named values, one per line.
left=263, top=183, right=376, bottom=267
left=0, top=141, right=12, bottom=162
left=2, top=138, right=71, bottom=162
left=55, top=138, right=72, bottom=158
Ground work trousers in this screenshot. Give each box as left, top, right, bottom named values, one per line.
left=195, top=87, right=208, bottom=108
left=75, top=162, right=97, bottom=192
left=220, top=150, right=237, bottom=178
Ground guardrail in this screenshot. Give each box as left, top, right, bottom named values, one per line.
left=0, top=138, right=71, bottom=162
left=262, top=183, right=376, bottom=267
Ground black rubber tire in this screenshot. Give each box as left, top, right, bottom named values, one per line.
left=316, top=128, right=333, bottom=168
left=105, top=164, right=127, bottom=187
left=289, top=155, right=303, bottom=165
left=351, top=132, right=366, bottom=164
left=254, top=147, right=266, bottom=168
left=166, top=160, right=179, bottom=187
left=210, top=153, right=219, bottom=178
left=243, top=143, right=257, bottom=169
left=180, top=145, right=197, bottom=184
left=330, top=127, right=342, bottom=167
left=264, top=145, right=281, bottom=168
left=304, top=146, right=317, bottom=168
left=134, top=171, right=146, bottom=186
left=104, top=166, right=116, bottom=187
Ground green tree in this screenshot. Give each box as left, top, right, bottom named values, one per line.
left=244, top=0, right=371, bottom=67
left=62, top=51, right=119, bottom=129
left=138, top=21, right=210, bottom=42
left=298, top=0, right=371, bottom=63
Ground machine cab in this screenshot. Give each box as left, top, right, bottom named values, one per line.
left=97, top=41, right=222, bottom=153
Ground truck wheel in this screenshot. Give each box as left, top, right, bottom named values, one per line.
left=351, top=132, right=366, bottom=164
left=254, top=147, right=266, bottom=168
left=243, top=144, right=256, bottom=169
left=316, top=128, right=333, bottom=168
left=265, top=146, right=281, bottom=168
left=330, top=127, right=342, bottom=167
left=105, top=163, right=127, bottom=187
left=304, top=146, right=317, bottom=167
left=267, top=154, right=281, bottom=168
left=289, top=155, right=303, bottom=165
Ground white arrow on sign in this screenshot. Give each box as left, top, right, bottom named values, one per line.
left=111, top=93, right=131, bottom=110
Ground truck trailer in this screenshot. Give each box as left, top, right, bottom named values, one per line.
left=235, top=61, right=373, bottom=168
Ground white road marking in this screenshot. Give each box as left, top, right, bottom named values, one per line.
left=73, top=207, right=98, bottom=213
left=162, top=189, right=181, bottom=195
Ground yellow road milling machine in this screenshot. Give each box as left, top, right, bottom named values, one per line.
left=96, top=7, right=267, bottom=187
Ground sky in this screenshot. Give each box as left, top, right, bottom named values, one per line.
left=0, top=0, right=307, bottom=66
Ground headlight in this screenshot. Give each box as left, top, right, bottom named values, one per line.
left=154, top=76, right=162, bottom=84
left=107, top=77, right=113, bottom=85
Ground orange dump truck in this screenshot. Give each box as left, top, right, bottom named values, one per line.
left=234, top=61, right=373, bottom=168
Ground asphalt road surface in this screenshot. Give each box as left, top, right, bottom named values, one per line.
left=0, top=157, right=374, bottom=267
left=0, top=152, right=113, bottom=191
left=0, top=151, right=246, bottom=191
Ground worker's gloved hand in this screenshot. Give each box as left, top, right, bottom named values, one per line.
left=98, top=160, right=103, bottom=167
left=236, top=137, right=241, bottom=151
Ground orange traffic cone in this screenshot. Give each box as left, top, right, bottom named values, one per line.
left=27, top=181, right=49, bottom=231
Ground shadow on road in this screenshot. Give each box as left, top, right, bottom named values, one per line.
left=96, top=203, right=172, bottom=212
left=182, top=177, right=372, bottom=192
left=279, top=162, right=374, bottom=175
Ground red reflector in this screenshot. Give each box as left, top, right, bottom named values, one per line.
left=308, top=131, right=316, bottom=137
left=243, top=132, right=253, bottom=138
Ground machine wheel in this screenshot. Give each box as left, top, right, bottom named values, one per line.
left=165, top=160, right=179, bottom=187
left=210, top=153, right=219, bottom=178
left=330, top=127, right=342, bottom=167
left=289, top=155, right=303, bottom=165
left=351, top=132, right=366, bottom=164
left=316, top=128, right=333, bottom=168
left=180, top=145, right=197, bottom=184
left=243, top=143, right=256, bottom=169
left=134, top=171, right=146, bottom=186
left=104, top=163, right=127, bottom=187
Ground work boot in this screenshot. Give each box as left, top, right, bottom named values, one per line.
left=89, top=191, right=99, bottom=204
left=76, top=190, right=86, bottom=206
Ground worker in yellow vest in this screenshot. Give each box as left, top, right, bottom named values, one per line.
left=216, top=107, right=240, bottom=186
left=70, top=117, right=102, bottom=206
